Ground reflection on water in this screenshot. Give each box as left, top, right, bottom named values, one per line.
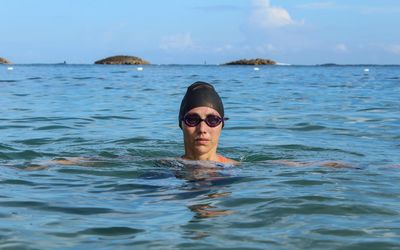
left=159, top=159, right=237, bottom=219
left=26, top=157, right=240, bottom=221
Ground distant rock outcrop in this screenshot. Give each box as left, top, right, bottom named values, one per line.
left=0, top=57, right=11, bottom=64
left=95, top=55, right=149, bottom=65
left=224, top=58, right=276, bottom=65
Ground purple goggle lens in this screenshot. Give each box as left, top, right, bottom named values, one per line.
left=183, top=114, right=227, bottom=127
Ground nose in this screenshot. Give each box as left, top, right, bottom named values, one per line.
left=196, top=119, right=208, bottom=132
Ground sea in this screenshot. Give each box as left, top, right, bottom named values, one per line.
left=1, top=64, right=400, bottom=249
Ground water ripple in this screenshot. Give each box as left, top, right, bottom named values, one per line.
left=0, top=150, right=44, bottom=160
left=34, top=125, right=74, bottom=130
left=1, top=65, right=400, bottom=249
left=63, top=227, right=144, bottom=237
left=91, top=115, right=137, bottom=120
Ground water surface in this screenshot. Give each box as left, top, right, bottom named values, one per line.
left=1, top=64, right=399, bottom=249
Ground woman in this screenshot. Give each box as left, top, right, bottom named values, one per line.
left=179, top=81, right=237, bottom=164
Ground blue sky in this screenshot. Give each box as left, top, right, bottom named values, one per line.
left=1, top=0, right=400, bottom=64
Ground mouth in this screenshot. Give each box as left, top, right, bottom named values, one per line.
left=195, top=138, right=209, bottom=145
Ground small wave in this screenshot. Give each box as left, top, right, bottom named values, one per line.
left=241, top=154, right=276, bottom=162
left=143, top=88, right=156, bottom=91
left=91, top=115, right=136, bottom=120
left=0, top=79, right=19, bottom=83
left=278, top=144, right=326, bottom=151
left=26, top=77, right=43, bottom=80
left=34, top=125, right=73, bottom=130
left=288, top=123, right=326, bottom=131
left=107, top=183, right=164, bottom=193
left=281, top=179, right=331, bottom=186
left=0, top=143, right=17, bottom=151
left=71, top=76, right=96, bottom=80
left=0, top=200, right=45, bottom=207
left=114, top=137, right=150, bottom=144
left=15, top=117, right=92, bottom=123
left=12, top=108, right=32, bottom=111
left=253, top=202, right=398, bottom=217
left=0, top=125, right=31, bottom=129
left=78, top=227, right=144, bottom=236
left=275, top=144, right=364, bottom=156
left=40, top=205, right=115, bottom=215
left=14, top=138, right=54, bottom=146
left=104, top=86, right=115, bottom=90
left=54, top=136, right=87, bottom=143
left=52, top=76, right=67, bottom=80
left=27, top=226, right=143, bottom=239
left=0, top=150, right=44, bottom=160
left=0, top=179, right=38, bottom=186
left=227, top=125, right=273, bottom=130
left=357, top=108, right=387, bottom=113
left=312, top=228, right=368, bottom=236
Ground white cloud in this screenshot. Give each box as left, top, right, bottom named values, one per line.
left=159, top=33, right=195, bottom=50
left=384, top=44, right=400, bottom=54
left=250, top=0, right=301, bottom=29
left=335, top=43, right=348, bottom=52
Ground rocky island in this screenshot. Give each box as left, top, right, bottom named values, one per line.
left=95, top=55, right=149, bottom=65
left=0, top=57, right=11, bottom=64
left=224, top=58, right=276, bottom=65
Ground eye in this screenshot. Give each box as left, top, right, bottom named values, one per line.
left=184, top=114, right=201, bottom=126
left=205, top=115, right=222, bottom=127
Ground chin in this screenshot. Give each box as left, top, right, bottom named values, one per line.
left=193, top=146, right=211, bottom=155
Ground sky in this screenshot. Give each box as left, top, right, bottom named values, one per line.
left=1, top=0, right=400, bottom=65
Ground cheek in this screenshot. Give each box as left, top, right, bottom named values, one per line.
left=210, top=128, right=222, bottom=140
left=183, top=127, right=195, bottom=139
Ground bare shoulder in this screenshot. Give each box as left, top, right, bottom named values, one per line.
left=217, top=155, right=240, bottom=165
left=51, top=157, right=93, bottom=165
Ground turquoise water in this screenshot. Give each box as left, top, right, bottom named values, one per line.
left=1, top=64, right=400, bottom=249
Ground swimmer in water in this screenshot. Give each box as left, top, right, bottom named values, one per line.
left=24, top=81, right=237, bottom=169
left=179, top=81, right=237, bottom=164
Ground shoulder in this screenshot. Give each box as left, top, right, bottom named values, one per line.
left=217, top=155, right=239, bottom=165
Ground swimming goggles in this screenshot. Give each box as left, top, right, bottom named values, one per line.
left=183, top=113, right=228, bottom=127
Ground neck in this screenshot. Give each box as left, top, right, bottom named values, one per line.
left=183, top=150, right=218, bottom=161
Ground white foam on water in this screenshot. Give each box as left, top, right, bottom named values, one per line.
left=364, top=68, right=369, bottom=72
left=7, top=67, right=14, bottom=70
left=254, top=67, right=260, bottom=71
left=137, top=67, right=143, bottom=71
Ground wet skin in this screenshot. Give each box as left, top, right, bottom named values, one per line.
left=181, top=107, right=230, bottom=163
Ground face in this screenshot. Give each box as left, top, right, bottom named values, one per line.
left=182, top=107, right=223, bottom=159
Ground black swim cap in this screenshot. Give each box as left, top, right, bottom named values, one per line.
left=179, top=81, right=224, bottom=128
